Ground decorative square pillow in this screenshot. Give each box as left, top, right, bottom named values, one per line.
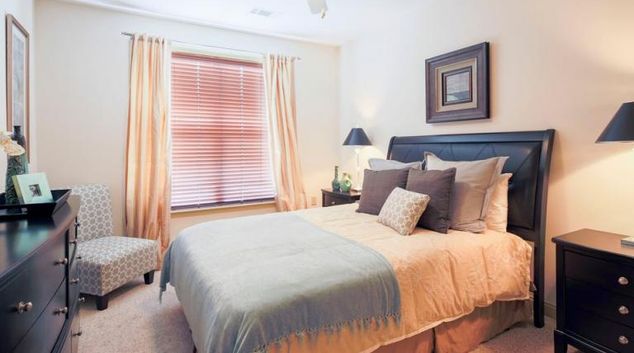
left=357, top=168, right=409, bottom=215
left=368, top=158, right=423, bottom=171
left=424, top=153, right=508, bottom=233
left=406, top=168, right=456, bottom=233
left=485, top=173, right=512, bottom=232
left=378, top=187, right=431, bottom=236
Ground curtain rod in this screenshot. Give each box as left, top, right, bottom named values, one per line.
left=120, top=32, right=301, bottom=61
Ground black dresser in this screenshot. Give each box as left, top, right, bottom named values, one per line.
left=0, top=196, right=81, bottom=353
left=553, top=229, right=634, bottom=353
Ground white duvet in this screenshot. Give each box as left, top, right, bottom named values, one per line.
left=266, top=203, right=532, bottom=353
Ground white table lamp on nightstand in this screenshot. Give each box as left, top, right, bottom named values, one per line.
left=343, top=128, right=372, bottom=191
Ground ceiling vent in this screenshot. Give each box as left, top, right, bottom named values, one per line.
left=249, top=8, right=274, bottom=17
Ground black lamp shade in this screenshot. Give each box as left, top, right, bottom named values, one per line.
left=597, top=102, right=634, bottom=143
left=343, top=128, right=372, bottom=146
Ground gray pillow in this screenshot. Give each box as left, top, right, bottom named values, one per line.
left=368, top=158, right=423, bottom=171
left=357, top=168, right=409, bottom=215
left=406, top=168, right=456, bottom=234
left=424, top=153, right=508, bottom=233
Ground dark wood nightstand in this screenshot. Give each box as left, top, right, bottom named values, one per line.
left=553, top=229, right=634, bottom=353
left=321, top=188, right=361, bottom=207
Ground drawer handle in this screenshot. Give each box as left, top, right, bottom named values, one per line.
left=79, top=297, right=86, bottom=303
left=55, top=258, right=68, bottom=266
left=75, top=221, right=81, bottom=228
left=72, top=330, right=83, bottom=337
left=16, top=301, right=33, bottom=314
left=619, top=305, right=630, bottom=315
left=54, top=307, right=68, bottom=315
left=619, top=276, right=630, bottom=286
left=619, top=336, right=629, bottom=345
left=70, top=278, right=80, bottom=284
left=69, top=239, right=78, bottom=245
left=330, top=201, right=336, bottom=205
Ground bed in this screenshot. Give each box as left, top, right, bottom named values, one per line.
left=160, top=130, right=555, bottom=353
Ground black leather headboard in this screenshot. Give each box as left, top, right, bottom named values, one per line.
left=386, top=129, right=555, bottom=327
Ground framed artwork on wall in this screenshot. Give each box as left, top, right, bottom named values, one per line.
left=426, top=42, right=489, bottom=123
left=5, top=14, right=30, bottom=159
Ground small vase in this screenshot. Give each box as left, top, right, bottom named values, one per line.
left=340, top=173, right=352, bottom=193
left=331, top=166, right=341, bottom=192
left=5, top=126, right=28, bottom=205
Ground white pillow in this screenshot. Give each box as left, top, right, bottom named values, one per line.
left=485, top=173, right=512, bottom=232
left=425, top=153, right=508, bottom=233
left=368, top=158, right=423, bottom=171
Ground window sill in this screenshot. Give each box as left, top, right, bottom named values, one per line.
left=171, top=200, right=277, bottom=215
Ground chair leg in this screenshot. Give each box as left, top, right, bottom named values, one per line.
left=96, top=294, right=109, bottom=311
left=144, top=270, right=155, bottom=285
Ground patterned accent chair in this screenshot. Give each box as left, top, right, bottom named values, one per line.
left=71, top=184, right=158, bottom=310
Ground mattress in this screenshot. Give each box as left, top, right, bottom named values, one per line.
left=170, top=203, right=532, bottom=353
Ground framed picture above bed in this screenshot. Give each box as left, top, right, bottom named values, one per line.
left=425, top=42, right=489, bottom=123
left=5, top=14, right=30, bottom=159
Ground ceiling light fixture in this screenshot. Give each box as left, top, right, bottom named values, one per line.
left=307, top=0, right=328, bottom=19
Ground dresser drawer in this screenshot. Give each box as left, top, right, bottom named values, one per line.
left=324, top=196, right=346, bottom=206
left=59, top=328, right=72, bottom=353
left=567, top=278, right=634, bottom=328
left=567, top=309, right=634, bottom=353
left=13, top=280, right=68, bottom=353
left=0, top=232, right=67, bottom=352
left=69, top=218, right=79, bottom=264
left=324, top=194, right=354, bottom=207
left=68, top=257, right=80, bottom=307
left=70, top=304, right=81, bottom=353
left=565, top=250, right=634, bottom=296
left=58, top=304, right=81, bottom=353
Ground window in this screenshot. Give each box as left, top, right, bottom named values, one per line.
left=170, top=52, right=276, bottom=209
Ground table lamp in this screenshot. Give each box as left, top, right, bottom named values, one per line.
left=597, top=102, right=634, bottom=143
left=597, top=102, right=634, bottom=247
left=343, top=128, right=372, bottom=190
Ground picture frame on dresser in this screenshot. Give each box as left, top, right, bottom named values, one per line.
left=425, top=42, right=489, bottom=123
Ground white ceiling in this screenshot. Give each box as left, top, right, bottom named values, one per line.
left=64, top=0, right=422, bottom=45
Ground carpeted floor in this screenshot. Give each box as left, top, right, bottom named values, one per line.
left=79, top=274, right=575, bottom=353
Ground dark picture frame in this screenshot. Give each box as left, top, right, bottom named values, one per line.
left=5, top=14, right=30, bottom=159
left=426, top=42, right=489, bottom=123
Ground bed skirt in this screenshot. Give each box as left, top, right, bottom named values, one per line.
left=258, top=300, right=530, bottom=353
left=373, top=300, right=532, bottom=353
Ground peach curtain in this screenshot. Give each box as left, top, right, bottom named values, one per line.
left=265, top=54, right=308, bottom=211
left=125, top=34, right=171, bottom=254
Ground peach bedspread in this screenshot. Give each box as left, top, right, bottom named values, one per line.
left=268, top=204, right=532, bottom=353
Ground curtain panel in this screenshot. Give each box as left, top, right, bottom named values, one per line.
left=125, top=34, right=172, bottom=255
left=265, top=54, right=308, bottom=211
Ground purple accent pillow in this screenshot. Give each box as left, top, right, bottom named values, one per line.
left=357, top=169, right=409, bottom=215
left=406, top=168, right=456, bottom=233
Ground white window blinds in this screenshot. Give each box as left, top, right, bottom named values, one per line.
left=170, top=52, right=276, bottom=209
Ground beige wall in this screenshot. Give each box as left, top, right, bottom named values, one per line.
left=1, top=0, right=36, bottom=179
left=34, top=0, right=339, bottom=235
left=339, top=0, right=634, bottom=307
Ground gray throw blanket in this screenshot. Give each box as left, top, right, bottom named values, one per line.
left=160, top=213, right=400, bottom=353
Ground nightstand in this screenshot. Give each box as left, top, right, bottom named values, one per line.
left=553, top=229, right=634, bottom=353
left=321, top=188, right=361, bottom=207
